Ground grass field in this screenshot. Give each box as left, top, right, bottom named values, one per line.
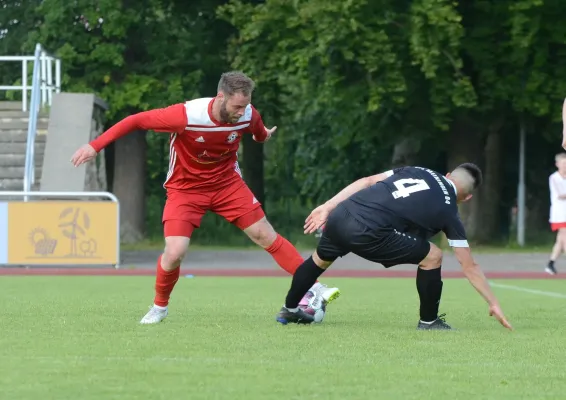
left=1, top=276, right=565, bottom=400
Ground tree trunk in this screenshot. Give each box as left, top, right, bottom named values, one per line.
left=113, top=130, right=147, bottom=243
left=242, top=134, right=265, bottom=208
left=475, top=127, right=502, bottom=243
left=391, top=137, right=421, bottom=168
left=446, top=115, right=483, bottom=240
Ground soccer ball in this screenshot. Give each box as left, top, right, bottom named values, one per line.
left=298, top=290, right=326, bottom=323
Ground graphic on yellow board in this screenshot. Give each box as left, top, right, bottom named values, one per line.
left=8, top=202, right=118, bottom=265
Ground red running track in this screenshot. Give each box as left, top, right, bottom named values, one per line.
left=0, top=268, right=563, bottom=279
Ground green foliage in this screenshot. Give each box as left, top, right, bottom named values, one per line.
left=23, top=0, right=207, bottom=119
left=219, top=0, right=475, bottom=201
left=3, top=0, right=566, bottom=245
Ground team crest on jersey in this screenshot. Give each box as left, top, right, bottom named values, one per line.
left=226, top=132, right=239, bottom=143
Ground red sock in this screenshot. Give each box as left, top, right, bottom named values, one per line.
left=153, top=255, right=180, bottom=307
left=266, top=234, right=305, bottom=275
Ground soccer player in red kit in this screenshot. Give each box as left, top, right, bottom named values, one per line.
left=70, top=71, right=341, bottom=324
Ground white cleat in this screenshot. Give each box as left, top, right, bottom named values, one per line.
left=140, top=305, right=168, bottom=324
left=312, top=283, right=341, bottom=306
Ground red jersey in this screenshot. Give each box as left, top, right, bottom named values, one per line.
left=90, top=97, right=268, bottom=190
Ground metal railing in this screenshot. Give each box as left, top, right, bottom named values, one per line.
left=0, top=44, right=62, bottom=199
left=0, top=43, right=61, bottom=112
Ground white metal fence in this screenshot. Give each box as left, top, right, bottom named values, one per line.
left=0, top=44, right=62, bottom=197
left=0, top=43, right=61, bottom=112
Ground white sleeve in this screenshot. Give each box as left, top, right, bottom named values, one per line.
left=443, top=213, right=469, bottom=248
left=384, top=167, right=406, bottom=177
left=550, top=174, right=559, bottom=199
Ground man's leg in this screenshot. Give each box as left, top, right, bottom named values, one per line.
left=212, top=179, right=340, bottom=304
left=547, top=227, right=564, bottom=275
left=414, top=244, right=447, bottom=329
left=276, top=219, right=349, bottom=324
left=140, top=190, right=207, bottom=324
left=140, top=227, right=193, bottom=324
left=284, top=250, right=335, bottom=309
left=558, top=228, right=566, bottom=271
left=349, top=229, right=449, bottom=330
left=276, top=251, right=336, bottom=324
left=241, top=212, right=303, bottom=275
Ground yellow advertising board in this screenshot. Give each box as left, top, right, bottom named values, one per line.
left=5, top=201, right=118, bottom=265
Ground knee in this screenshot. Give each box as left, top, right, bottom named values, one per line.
left=419, top=244, right=443, bottom=270
left=162, top=237, right=189, bottom=271
left=313, top=250, right=334, bottom=270
left=244, top=217, right=277, bottom=248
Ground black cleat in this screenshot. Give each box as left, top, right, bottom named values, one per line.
left=276, top=306, right=315, bottom=325
left=545, top=263, right=558, bottom=275
left=417, top=313, right=453, bottom=330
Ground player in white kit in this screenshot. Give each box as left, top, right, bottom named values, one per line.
left=546, top=153, right=566, bottom=275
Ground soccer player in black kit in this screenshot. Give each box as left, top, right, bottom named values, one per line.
left=276, top=163, right=513, bottom=330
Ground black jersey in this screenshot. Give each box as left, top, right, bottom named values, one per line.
left=342, top=166, right=469, bottom=247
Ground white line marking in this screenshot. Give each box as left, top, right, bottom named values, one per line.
left=490, top=282, right=566, bottom=299
left=0, top=355, right=228, bottom=363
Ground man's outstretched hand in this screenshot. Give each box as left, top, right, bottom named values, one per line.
left=489, top=304, right=513, bottom=330
left=304, top=204, right=331, bottom=235
left=70, top=144, right=97, bottom=167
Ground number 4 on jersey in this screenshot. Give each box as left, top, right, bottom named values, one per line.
left=391, top=178, right=430, bottom=199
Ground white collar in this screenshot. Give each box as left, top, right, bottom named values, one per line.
left=443, top=176, right=458, bottom=196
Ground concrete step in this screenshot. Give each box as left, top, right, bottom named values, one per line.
left=0, top=101, right=25, bottom=111
left=0, top=154, right=26, bottom=167
left=0, top=178, right=24, bottom=191
left=0, top=166, right=42, bottom=179
left=0, top=131, right=47, bottom=143
left=0, top=155, right=43, bottom=168
left=0, top=142, right=46, bottom=154
left=0, top=120, right=49, bottom=130
left=0, top=111, right=49, bottom=119
left=0, top=178, right=41, bottom=194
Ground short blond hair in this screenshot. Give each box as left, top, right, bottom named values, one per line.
left=217, top=71, right=255, bottom=97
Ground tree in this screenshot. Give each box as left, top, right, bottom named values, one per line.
left=221, top=0, right=566, bottom=243
left=219, top=0, right=471, bottom=198
left=20, top=0, right=232, bottom=242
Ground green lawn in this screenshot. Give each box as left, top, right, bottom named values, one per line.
left=1, top=276, right=564, bottom=400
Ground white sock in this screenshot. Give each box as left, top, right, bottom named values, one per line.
left=419, top=320, right=434, bottom=325
left=285, top=306, right=299, bottom=312
left=311, top=282, right=324, bottom=291
left=153, top=304, right=168, bottom=311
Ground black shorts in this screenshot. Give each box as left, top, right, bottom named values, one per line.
left=316, top=204, right=431, bottom=268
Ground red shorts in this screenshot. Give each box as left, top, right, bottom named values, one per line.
left=162, top=178, right=264, bottom=237
left=551, top=222, right=566, bottom=232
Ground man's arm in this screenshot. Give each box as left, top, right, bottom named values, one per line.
left=249, top=105, right=278, bottom=143
left=304, top=167, right=402, bottom=234
left=324, top=169, right=396, bottom=210
left=249, top=105, right=268, bottom=142
left=444, top=214, right=512, bottom=329
left=550, top=175, right=566, bottom=200
left=444, top=216, right=498, bottom=304
left=90, top=103, right=187, bottom=152
left=452, top=246, right=500, bottom=306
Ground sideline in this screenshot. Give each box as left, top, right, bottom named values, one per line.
left=490, top=281, right=566, bottom=299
